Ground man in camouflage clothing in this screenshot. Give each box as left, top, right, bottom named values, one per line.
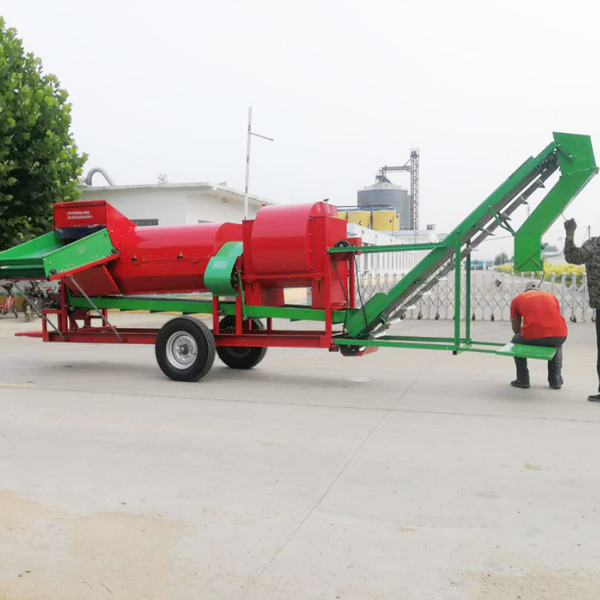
left=564, top=218, right=600, bottom=401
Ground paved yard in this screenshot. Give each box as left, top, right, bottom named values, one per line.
left=0, top=313, right=599, bottom=599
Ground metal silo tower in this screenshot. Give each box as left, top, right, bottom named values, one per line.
left=374, top=149, right=420, bottom=230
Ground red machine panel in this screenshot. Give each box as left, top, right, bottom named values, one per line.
left=54, top=200, right=136, bottom=245
left=54, top=201, right=108, bottom=229
left=242, top=202, right=351, bottom=310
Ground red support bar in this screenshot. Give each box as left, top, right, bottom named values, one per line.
left=60, top=283, right=68, bottom=332
left=47, top=329, right=159, bottom=345
left=235, top=293, right=243, bottom=335
left=42, top=328, right=333, bottom=348
left=323, top=254, right=333, bottom=338
left=212, top=296, right=220, bottom=333
left=215, top=331, right=330, bottom=349
left=349, top=256, right=356, bottom=309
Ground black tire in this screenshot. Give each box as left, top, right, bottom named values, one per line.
left=216, top=315, right=267, bottom=369
left=155, top=316, right=215, bottom=382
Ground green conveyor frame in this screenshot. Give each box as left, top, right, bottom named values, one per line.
left=63, top=133, right=595, bottom=363
left=333, top=132, right=597, bottom=342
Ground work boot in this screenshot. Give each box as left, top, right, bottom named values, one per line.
left=511, top=379, right=530, bottom=389
left=548, top=372, right=564, bottom=390
left=512, top=358, right=530, bottom=389
left=588, top=394, right=600, bottom=402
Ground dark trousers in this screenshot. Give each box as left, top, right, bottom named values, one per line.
left=511, top=334, right=566, bottom=384
left=596, top=310, right=600, bottom=393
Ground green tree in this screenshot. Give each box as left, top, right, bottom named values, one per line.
left=0, top=17, right=86, bottom=250
left=494, top=251, right=509, bottom=266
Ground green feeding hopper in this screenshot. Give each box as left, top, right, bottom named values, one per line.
left=0, top=229, right=117, bottom=280
left=0, top=201, right=124, bottom=280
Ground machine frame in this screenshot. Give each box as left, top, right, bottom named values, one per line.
left=2, top=132, right=597, bottom=381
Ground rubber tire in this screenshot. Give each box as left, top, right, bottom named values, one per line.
left=155, top=316, right=216, bottom=382
left=216, top=315, right=267, bottom=370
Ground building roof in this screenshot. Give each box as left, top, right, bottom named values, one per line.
left=78, top=182, right=275, bottom=208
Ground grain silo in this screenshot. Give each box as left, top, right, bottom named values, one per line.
left=357, top=176, right=412, bottom=230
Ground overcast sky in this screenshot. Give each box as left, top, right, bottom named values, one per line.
left=3, top=0, right=600, bottom=259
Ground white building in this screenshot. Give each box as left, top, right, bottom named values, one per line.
left=345, top=222, right=439, bottom=278
left=77, top=182, right=275, bottom=225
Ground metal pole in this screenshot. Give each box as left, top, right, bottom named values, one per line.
left=68, top=276, right=123, bottom=342
left=465, top=242, right=471, bottom=342
left=243, top=107, right=252, bottom=220
left=454, top=232, right=461, bottom=349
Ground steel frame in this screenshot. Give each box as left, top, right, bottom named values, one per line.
left=55, top=233, right=487, bottom=354
left=331, top=233, right=494, bottom=354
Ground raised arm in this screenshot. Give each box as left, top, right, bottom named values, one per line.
left=563, top=219, right=591, bottom=265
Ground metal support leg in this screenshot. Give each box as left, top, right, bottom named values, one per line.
left=454, top=232, right=461, bottom=350
left=465, top=242, right=471, bottom=343
left=68, top=276, right=124, bottom=342
left=11, top=281, right=66, bottom=340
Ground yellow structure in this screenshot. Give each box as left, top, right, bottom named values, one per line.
left=372, top=209, right=400, bottom=231
left=347, top=211, right=372, bottom=227
left=337, top=207, right=400, bottom=231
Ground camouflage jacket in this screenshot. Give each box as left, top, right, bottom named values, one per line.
left=564, top=236, right=600, bottom=309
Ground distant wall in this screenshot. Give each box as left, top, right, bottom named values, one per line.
left=78, top=186, right=263, bottom=225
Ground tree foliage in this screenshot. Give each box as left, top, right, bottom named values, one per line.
left=494, top=251, right=509, bottom=266
left=0, top=17, right=86, bottom=250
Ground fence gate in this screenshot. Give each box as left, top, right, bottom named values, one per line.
left=355, top=270, right=593, bottom=323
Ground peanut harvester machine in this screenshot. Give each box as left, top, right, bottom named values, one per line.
left=0, top=132, right=596, bottom=382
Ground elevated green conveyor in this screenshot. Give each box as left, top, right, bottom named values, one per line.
left=341, top=132, right=597, bottom=339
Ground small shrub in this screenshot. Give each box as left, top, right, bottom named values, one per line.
left=495, top=261, right=585, bottom=285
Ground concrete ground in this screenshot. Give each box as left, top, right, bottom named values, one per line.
left=0, top=313, right=599, bottom=600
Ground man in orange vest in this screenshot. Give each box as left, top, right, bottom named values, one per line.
left=510, top=282, right=568, bottom=389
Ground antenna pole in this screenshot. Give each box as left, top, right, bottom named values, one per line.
left=244, top=107, right=252, bottom=220
left=243, top=107, right=273, bottom=221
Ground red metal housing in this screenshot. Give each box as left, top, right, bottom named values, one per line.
left=242, top=202, right=352, bottom=310
left=58, top=200, right=244, bottom=296
left=59, top=200, right=353, bottom=309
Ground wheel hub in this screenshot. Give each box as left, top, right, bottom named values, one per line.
left=166, top=332, right=198, bottom=369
